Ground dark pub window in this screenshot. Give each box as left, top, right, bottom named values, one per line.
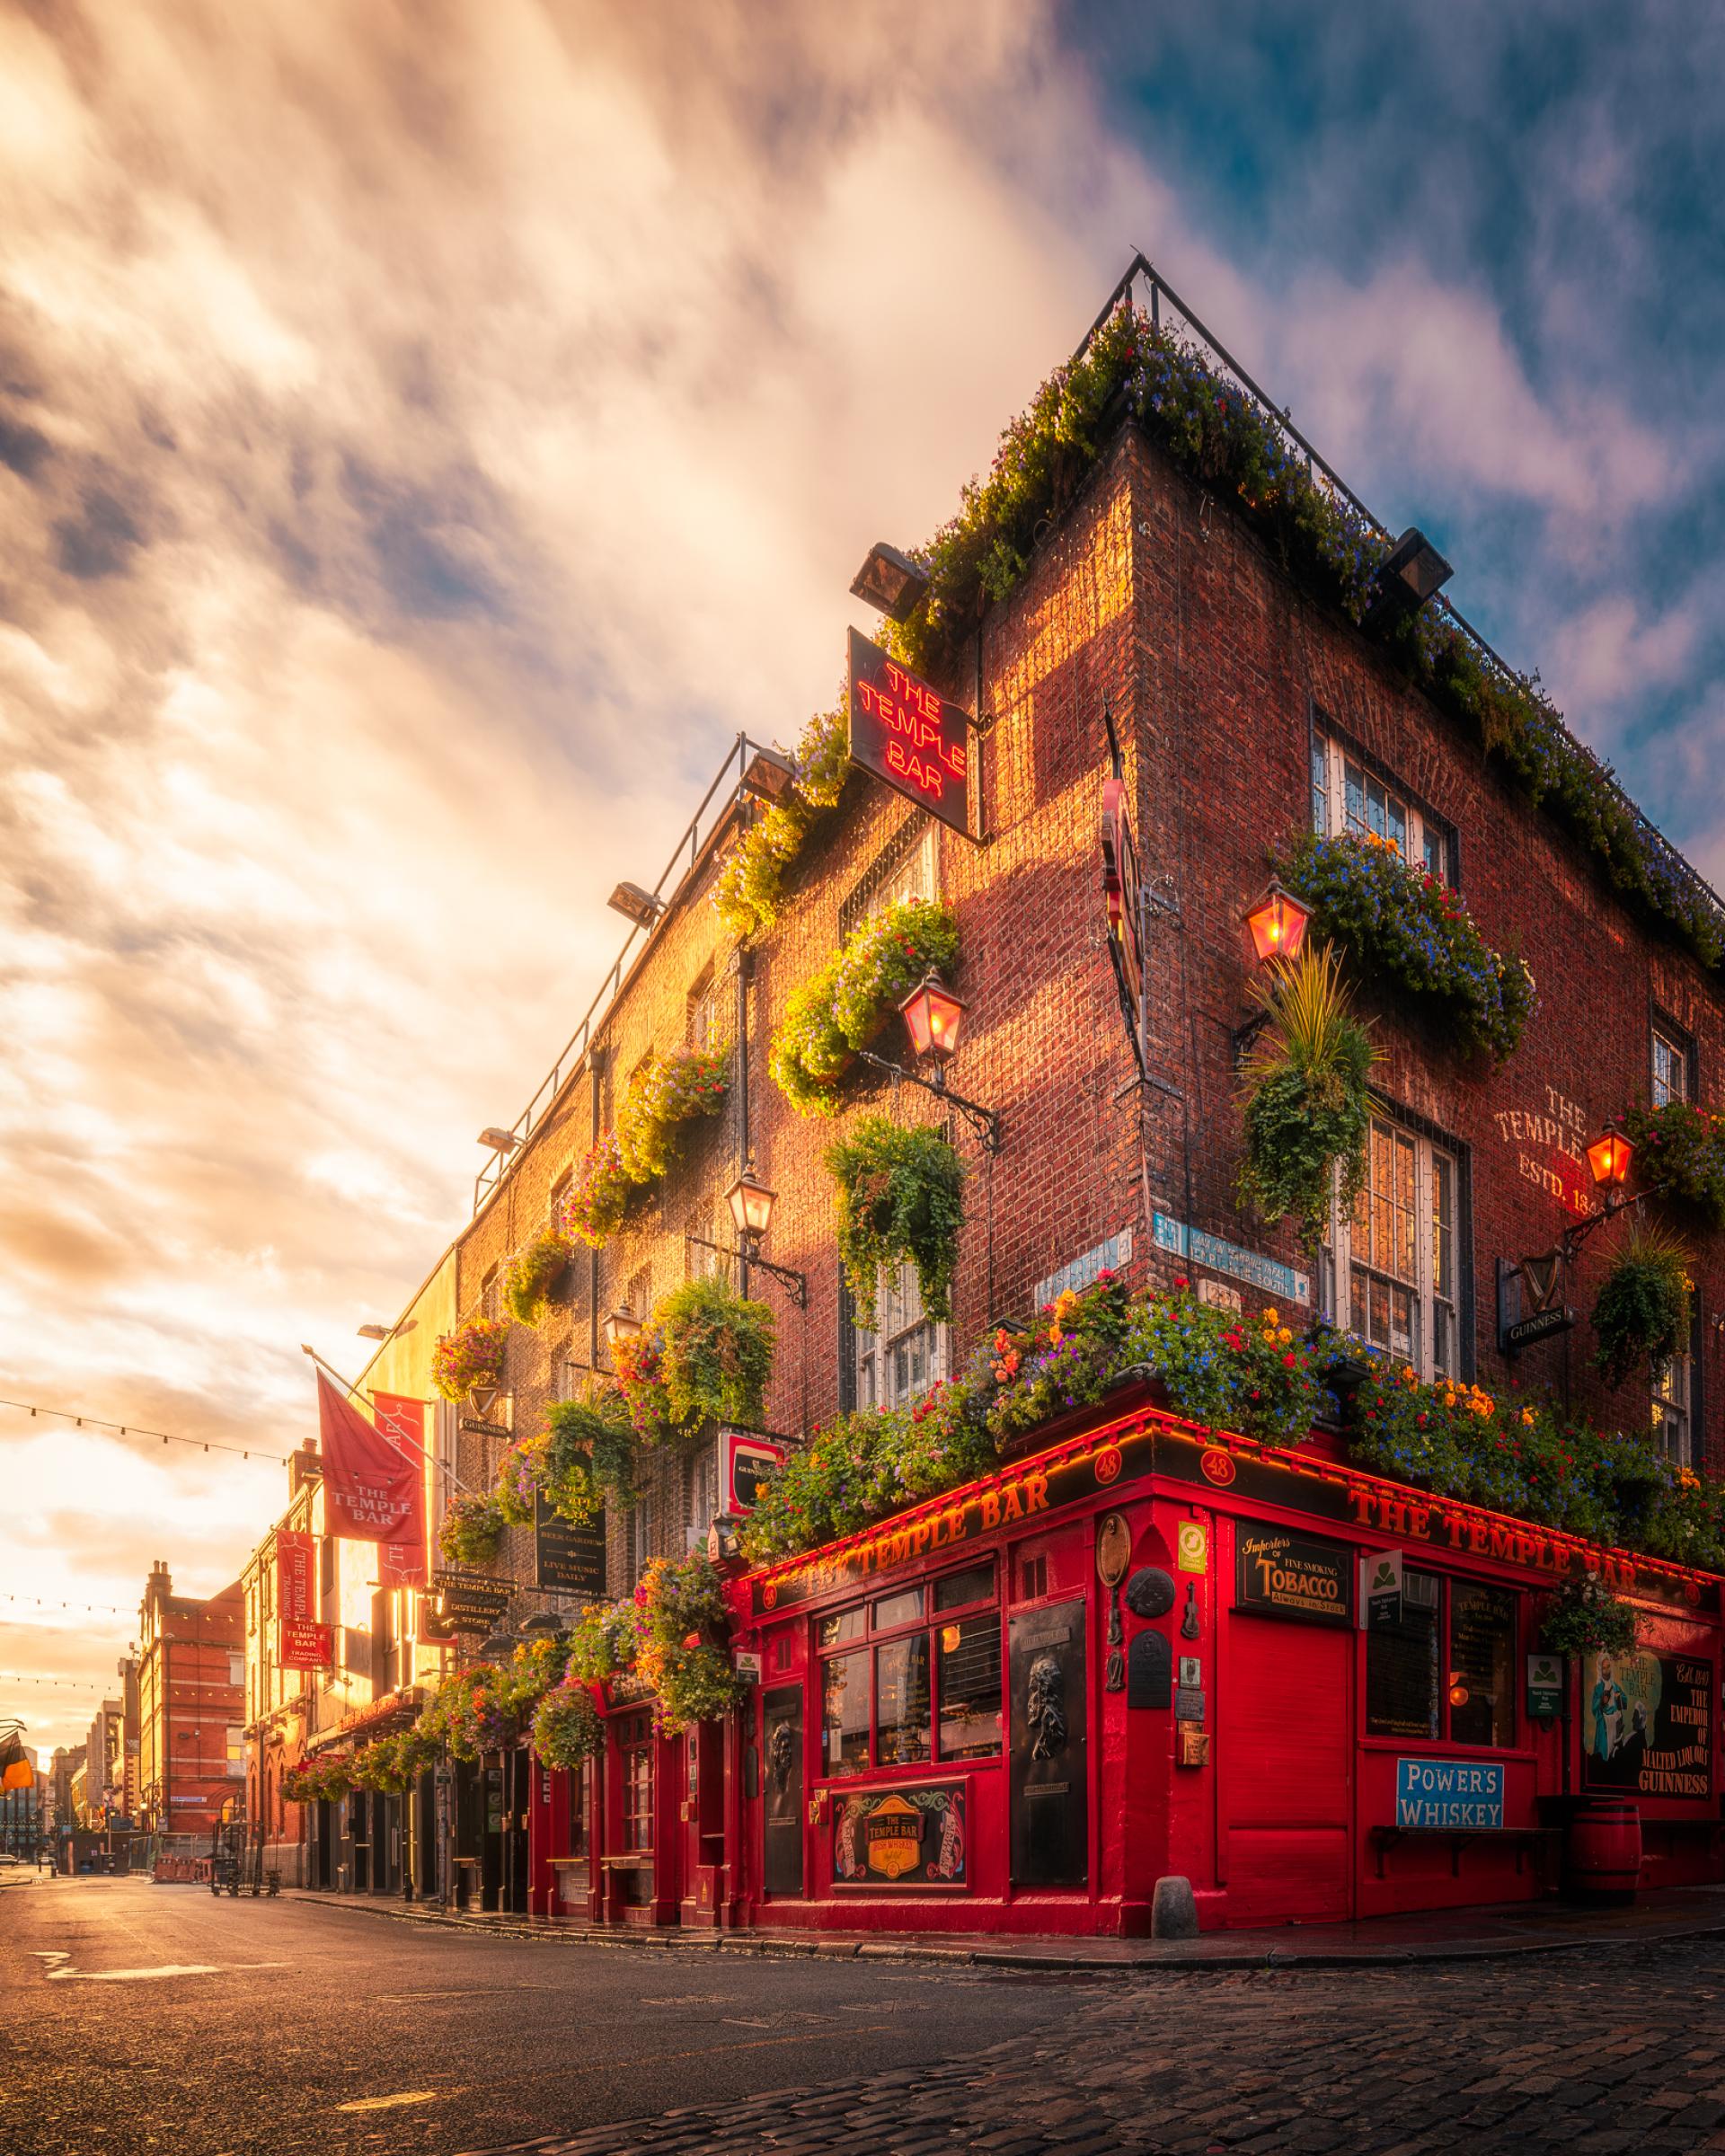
left=1448, top=1582, right=1517, bottom=1748
left=1367, top=1569, right=1517, bottom=1748
left=1367, top=1568, right=1439, bottom=1740
left=817, top=1560, right=1000, bottom=1777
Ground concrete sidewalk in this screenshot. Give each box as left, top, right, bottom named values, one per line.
left=286, top=1880, right=1725, bottom=1972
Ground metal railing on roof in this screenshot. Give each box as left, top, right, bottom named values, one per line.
left=472, top=732, right=768, bottom=1214
left=1082, top=252, right=1725, bottom=945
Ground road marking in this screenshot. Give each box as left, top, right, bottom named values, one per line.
left=335, top=2090, right=453, bottom=2113
left=32, top=1951, right=290, bottom=1983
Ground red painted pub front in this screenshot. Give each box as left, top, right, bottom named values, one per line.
left=527, top=1390, right=1721, bottom=1937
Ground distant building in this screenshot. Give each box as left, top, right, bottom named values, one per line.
left=135, top=1560, right=243, bottom=1838
left=49, top=1743, right=84, bottom=1829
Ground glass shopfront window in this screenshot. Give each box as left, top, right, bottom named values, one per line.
left=816, top=1560, right=1000, bottom=1778
left=1367, top=1568, right=1518, bottom=1749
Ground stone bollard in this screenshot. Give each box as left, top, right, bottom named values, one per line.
left=1151, top=1875, right=1199, bottom=1940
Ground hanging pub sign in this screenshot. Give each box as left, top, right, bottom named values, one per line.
left=1364, top=1548, right=1404, bottom=1627
left=533, top=1492, right=605, bottom=1595
left=276, top=1529, right=314, bottom=1622
left=720, top=1427, right=788, bottom=1515
left=846, top=628, right=973, bottom=837
left=430, top=1568, right=512, bottom=1631
left=1235, top=1527, right=1355, bottom=1626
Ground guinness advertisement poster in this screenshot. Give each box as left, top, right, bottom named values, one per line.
left=1234, top=1529, right=1355, bottom=1626
left=1581, top=1649, right=1713, bottom=1800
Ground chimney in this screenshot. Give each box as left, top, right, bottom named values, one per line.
left=289, top=1444, right=323, bottom=1498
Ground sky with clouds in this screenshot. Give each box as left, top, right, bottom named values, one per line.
left=3, top=0, right=1720, bottom=1754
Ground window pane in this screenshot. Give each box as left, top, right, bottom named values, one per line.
left=1367, top=1573, right=1440, bottom=1739
left=872, top=1588, right=924, bottom=1631
left=933, top=1560, right=995, bottom=1613
left=937, top=1615, right=1003, bottom=1760
left=1345, top=759, right=1367, bottom=836
left=1312, top=738, right=1329, bottom=834
left=1448, top=1583, right=1517, bottom=1749
left=1423, top=826, right=1444, bottom=880
left=874, top=1636, right=931, bottom=1767
left=821, top=1652, right=870, bottom=1777
left=1385, top=793, right=1407, bottom=856
left=819, top=1606, right=865, bottom=1650
left=1432, top=1154, right=1454, bottom=1303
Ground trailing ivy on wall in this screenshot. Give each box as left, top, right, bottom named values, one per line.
left=1278, top=830, right=1534, bottom=1061
left=713, top=702, right=851, bottom=941
left=1236, top=942, right=1378, bottom=1254
left=1623, top=1099, right=1725, bottom=1233
left=502, top=1224, right=574, bottom=1328
left=877, top=300, right=1723, bottom=972
left=826, top=1117, right=965, bottom=1328
left=613, top=1275, right=776, bottom=1441
left=771, top=897, right=960, bottom=1117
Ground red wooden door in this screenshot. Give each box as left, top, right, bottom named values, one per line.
left=1222, top=1613, right=1354, bottom=1926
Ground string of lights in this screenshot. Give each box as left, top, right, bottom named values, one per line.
left=0, top=1673, right=102, bottom=1689
left=0, top=1398, right=289, bottom=1463
left=0, top=1594, right=132, bottom=1617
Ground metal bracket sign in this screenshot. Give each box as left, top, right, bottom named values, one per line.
left=1496, top=1254, right=1577, bottom=1355
left=847, top=629, right=973, bottom=837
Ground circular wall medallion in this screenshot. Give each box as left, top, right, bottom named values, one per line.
left=1094, top=1444, right=1123, bottom=1486
left=1095, top=1511, right=1132, bottom=1587
left=762, top=1581, right=778, bottom=1610
left=1199, top=1448, right=1237, bottom=1487
left=1123, top=1566, right=1176, bottom=1620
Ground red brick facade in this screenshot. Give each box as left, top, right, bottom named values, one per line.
left=445, top=413, right=1722, bottom=1605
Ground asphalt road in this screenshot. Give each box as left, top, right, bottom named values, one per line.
left=0, top=1875, right=1082, bottom=2156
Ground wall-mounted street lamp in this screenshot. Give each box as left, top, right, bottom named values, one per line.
left=1243, top=880, right=1313, bottom=967
left=1509, top=1121, right=1648, bottom=1337
left=600, top=1307, right=644, bottom=1355
left=849, top=541, right=930, bottom=623
left=854, top=970, right=1002, bottom=1153
left=358, top=1319, right=418, bottom=1342
left=683, top=1168, right=808, bottom=1306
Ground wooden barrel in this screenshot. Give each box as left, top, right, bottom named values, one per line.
left=1565, top=1798, right=1641, bottom=1904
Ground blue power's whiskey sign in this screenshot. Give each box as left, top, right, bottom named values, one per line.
left=847, top=629, right=972, bottom=836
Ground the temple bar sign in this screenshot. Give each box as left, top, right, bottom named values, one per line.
left=847, top=629, right=973, bottom=836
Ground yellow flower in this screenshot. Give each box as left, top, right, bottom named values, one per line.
left=1278, top=1328, right=1293, bottom=1346
left=1521, top=1408, right=1535, bottom=1427
left=1262, top=1309, right=1278, bottom=1327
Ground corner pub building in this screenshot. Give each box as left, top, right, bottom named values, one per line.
left=411, top=259, right=1723, bottom=1939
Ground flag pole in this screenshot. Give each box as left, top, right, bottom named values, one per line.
left=300, top=1344, right=476, bottom=1498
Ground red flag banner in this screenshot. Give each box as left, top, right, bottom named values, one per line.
left=279, top=1618, right=333, bottom=1670
left=316, top=1371, right=419, bottom=1543
left=373, top=1392, right=429, bottom=1589
left=276, top=1528, right=314, bottom=1623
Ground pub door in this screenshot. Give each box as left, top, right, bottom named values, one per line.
left=505, top=1748, right=531, bottom=1913
left=761, top=1683, right=803, bottom=1899
left=1221, top=1611, right=1353, bottom=1925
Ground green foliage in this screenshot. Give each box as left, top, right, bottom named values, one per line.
left=437, top=1491, right=507, bottom=1566
left=1592, top=1224, right=1694, bottom=1389
left=826, top=1118, right=965, bottom=1327
left=1121, top=1285, right=1329, bottom=1445
left=1278, top=830, right=1534, bottom=1060
left=416, top=1666, right=521, bottom=1760
left=615, top=1277, right=776, bottom=1439
left=880, top=298, right=1723, bottom=972
left=350, top=1729, right=438, bottom=1792
left=431, top=1317, right=509, bottom=1402
left=560, top=1555, right=744, bottom=1734
left=1237, top=942, right=1378, bottom=1252
left=502, top=1224, right=574, bottom=1328
left=492, top=1433, right=547, bottom=1526
left=771, top=898, right=960, bottom=1116
left=564, top=1132, right=635, bottom=1249
left=1623, top=1098, right=1725, bottom=1232
left=531, top=1677, right=606, bottom=1768
left=985, top=1276, right=1138, bottom=1445
left=1538, top=1574, right=1639, bottom=1659
left=713, top=703, right=852, bottom=941
left=283, top=1751, right=355, bottom=1803
left=542, top=1388, right=635, bottom=1518
left=615, top=1047, right=730, bottom=1182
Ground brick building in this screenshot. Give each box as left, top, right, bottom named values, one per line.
left=332, top=262, right=1723, bottom=1931
left=135, top=1560, right=244, bottom=1838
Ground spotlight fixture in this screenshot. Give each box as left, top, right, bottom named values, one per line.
left=850, top=541, right=930, bottom=623
left=1362, top=526, right=1453, bottom=630
left=477, top=1127, right=520, bottom=1155
left=607, top=881, right=667, bottom=930
left=740, top=745, right=798, bottom=803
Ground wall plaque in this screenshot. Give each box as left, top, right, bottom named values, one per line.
left=1126, top=1629, right=1172, bottom=1710
left=1124, top=1567, right=1176, bottom=1620
left=832, top=1783, right=967, bottom=1888
left=534, top=1493, right=606, bottom=1595
left=1581, top=1650, right=1713, bottom=1800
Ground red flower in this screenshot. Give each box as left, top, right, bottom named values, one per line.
left=1282, top=1351, right=1296, bottom=1367
left=682, top=1632, right=701, bottom=1650
left=1173, top=1276, right=1190, bottom=1290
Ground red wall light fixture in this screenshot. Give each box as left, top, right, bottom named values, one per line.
left=898, top=971, right=966, bottom=1064
left=1586, top=1122, right=1634, bottom=1191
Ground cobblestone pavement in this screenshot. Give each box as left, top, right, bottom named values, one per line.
left=468, top=1935, right=1725, bottom=2156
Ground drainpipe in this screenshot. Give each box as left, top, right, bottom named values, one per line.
left=588, top=1047, right=606, bottom=1369
left=736, top=951, right=753, bottom=1300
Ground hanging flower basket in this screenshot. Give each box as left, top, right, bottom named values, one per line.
left=771, top=899, right=960, bottom=1117
left=1592, top=1224, right=1694, bottom=1388
left=431, top=1317, right=510, bottom=1403
left=502, top=1225, right=575, bottom=1328
left=826, top=1117, right=965, bottom=1327
left=437, top=1492, right=507, bottom=1566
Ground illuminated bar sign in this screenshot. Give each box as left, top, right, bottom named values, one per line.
left=847, top=628, right=972, bottom=836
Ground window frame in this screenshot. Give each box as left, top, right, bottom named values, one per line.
left=1311, top=725, right=1455, bottom=886
left=1363, top=1565, right=1523, bottom=1754
left=815, top=1560, right=1001, bottom=1780
left=1650, top=1298, right=1699, bottom=1467
left=1321, top=1109, right=1467, bottom=1383
left=1650, top=1012, right=1694, bottom=1109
